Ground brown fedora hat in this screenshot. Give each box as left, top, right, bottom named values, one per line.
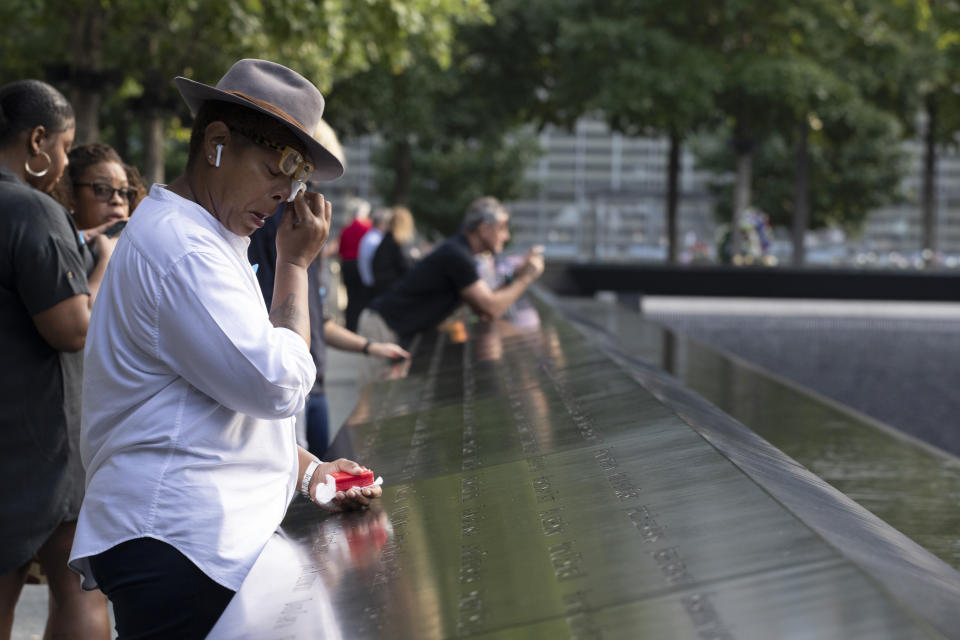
left=174, top=59, right=344, bottom=181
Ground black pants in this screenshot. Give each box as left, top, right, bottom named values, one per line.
left=89, top=537, right=235, bottom=639
left=341, top=259, right=368, bottom=332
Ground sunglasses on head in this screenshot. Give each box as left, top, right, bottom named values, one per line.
left=228, top=126, right=314, bottom=182
left=75, top=182, right=137, bottom=203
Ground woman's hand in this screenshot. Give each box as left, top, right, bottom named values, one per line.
left=81, top=218, right=120, bottom=243
left=276, top=191, right=332, bottom=268
left=367, top=342, right=410, bottom=361
left=310, top=457, right=382, bottom=512
left=90, top=232, right=118, bottom=263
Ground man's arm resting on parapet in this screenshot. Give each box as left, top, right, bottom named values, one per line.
left=460, top=274, right=536, bottom=320
left=460, top=247, right=544, bottom=319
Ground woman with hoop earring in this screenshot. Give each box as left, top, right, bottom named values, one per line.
left=0, top=80, right=113, bottom=640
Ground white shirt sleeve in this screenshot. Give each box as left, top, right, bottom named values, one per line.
left=357, top=230, right=382, bottom=287
left=156, top=250, right=316, bottom=420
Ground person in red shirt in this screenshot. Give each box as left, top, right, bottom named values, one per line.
left=337, top=197, right=372, bottom=331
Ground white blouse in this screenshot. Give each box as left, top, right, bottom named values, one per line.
left=69, top=185, right=316, bottom=590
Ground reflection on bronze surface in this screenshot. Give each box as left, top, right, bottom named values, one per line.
left=209, top=295, right=959, bottom=639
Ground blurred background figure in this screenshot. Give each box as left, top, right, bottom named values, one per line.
left=370, top=205, right=417, bottom=299
left=337, top=197, right=372, bottom=331
left=361, top=196, right=544, bottom=348
left=356, top=206, right=392, bottom=301
left=250, top=202, right=409, bottom=459
left=717, top=207, right=777, bottom=266
left=0, top=79, right=111, bottom=640
left=249, top=122, right=408, bottom=460
left=53, top=143, right=138, bottom=242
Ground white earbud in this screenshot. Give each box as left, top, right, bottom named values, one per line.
left=214, top=144, right=223, bottom=168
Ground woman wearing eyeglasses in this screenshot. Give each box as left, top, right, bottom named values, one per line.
left=0, top=81, right=112, bottom=640
left=53, top=143, right=138, bottom=239
left=68, top=60, right=381, bottom=639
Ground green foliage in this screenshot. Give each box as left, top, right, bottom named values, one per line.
left=696, top=101, right=905, bottom=231
left=326, top=0, right=550, bottom=234
left=553, top=10, right=720, bottom=136
left=374, top=132, right=540, bottom=236
left=5, top=0, right=960, bottom=242
left=665, top=0, right=926, bottom=233
left=0, top=0, right=489, bottom=175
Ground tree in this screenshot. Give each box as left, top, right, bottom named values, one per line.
left=883, top=0, right=960, bottom=259
left=326, top=0, right=565, bottom=233
left=551, top=1, right=721, bottom=262
left=662, top=0, right=916, bottom=264
left=0, top=0, right=490, bottom=184
left=543, top=0, right=887, bottom=264
left=789, top=0, right=960, bottom=262
left=374, top=134, right=540, bottom=236
left=697, top=100, right=904, bottom=237
left=710, top=3, right=826, bottom=258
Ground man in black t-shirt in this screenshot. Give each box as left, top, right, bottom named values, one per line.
left=362, top=196, right=544, bottom=346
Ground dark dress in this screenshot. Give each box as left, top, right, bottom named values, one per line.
left=370, top=231, right=413, bottom=299
left=0, top=164, right=93, bottom=572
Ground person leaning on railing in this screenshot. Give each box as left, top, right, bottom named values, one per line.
left=67, top=59, right=381, bottom=639
left=359, top=196, right=545, bottom=348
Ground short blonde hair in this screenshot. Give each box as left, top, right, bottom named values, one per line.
left=390, top=206, right=415, bottom=244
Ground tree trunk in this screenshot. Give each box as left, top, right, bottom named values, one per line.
left=138, top=33, right=167, bottom=187
left=922, top=94, right=938, bottom=262
left=113, top=111, right=129, bottom=161
left=68, top=5, right=106, bottom=145
left=389, top=138, right=412, bottom=206
left=665, top=130, right=681, bottom=264
left=792, top=120, right=810, bottom=267
left=142, top=111, right=165, bottom=186
left=731, top=122, right=753, bottom=260
left=71, top=91, right=102, bottom=147
left=732, top=151, right=752, bottom=259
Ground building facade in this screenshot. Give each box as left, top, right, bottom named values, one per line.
left=322, top=118, right=960, bottom=265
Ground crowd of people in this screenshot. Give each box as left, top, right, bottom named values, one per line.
left=0, top=58, right=543, bottom=639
